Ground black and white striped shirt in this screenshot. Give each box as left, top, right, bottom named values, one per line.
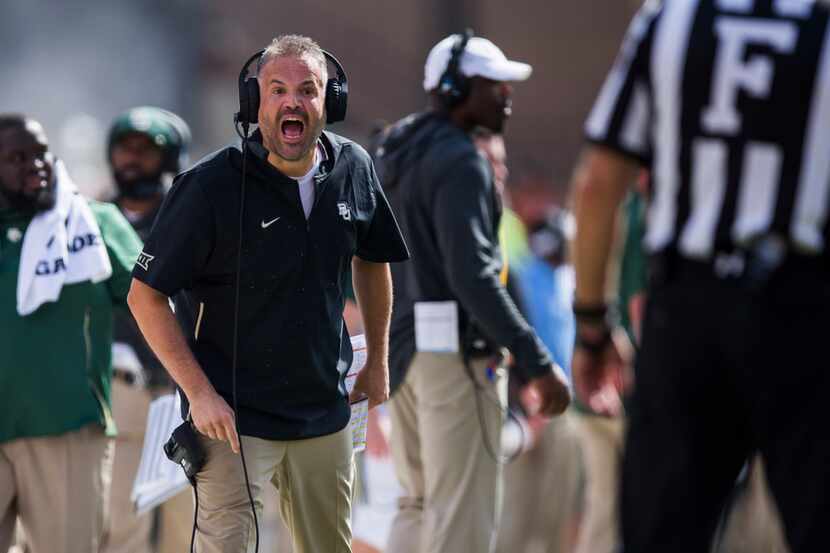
left=587, top=0, right=830, bottom=259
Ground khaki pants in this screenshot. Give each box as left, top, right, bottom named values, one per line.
left=156, top=489, right=195, bottom=553
left=714, top=456, right=790, bottom=553
left=105, top=379, right=197, bottom=553
left=104, top=378, right=153, bottom=553
left=158, top=477, right=307, bottom=553
left=496, top=412, right=584, bottom=553
left=572, top=414, right=625, bottom=553
left=387, top=353, right=507, bottom=553
left=106, top=378, right=196, bottom=553
left=0, top=423, right=113, bottom=553
left=194, top=425, right=354, bottom=553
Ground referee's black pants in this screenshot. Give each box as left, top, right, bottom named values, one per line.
left=622, top=258, right=830, bottom=553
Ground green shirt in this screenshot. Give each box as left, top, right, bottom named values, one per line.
left=0, top=201, right=142, bottom=444
left=618, top=192, right=647, bottom=343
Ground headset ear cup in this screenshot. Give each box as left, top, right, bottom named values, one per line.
left=438, top=30, right=474, bottom=110
left=237, top=78, right=249, bottom=124
left=325, top=78, right=347, bottom=124
left=439, top=74, right=458, bottom=109
left=440, top=70, right=470, bottom=109
left=238, top=77, right=260, bottom=124
left=454, top=77, right=470, bottom=107
left=325, top=80, right=339, bottom=124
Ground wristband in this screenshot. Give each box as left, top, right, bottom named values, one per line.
left=572, top=301, right=608, bottom=324
left=575, top=326, right=612, bottom=355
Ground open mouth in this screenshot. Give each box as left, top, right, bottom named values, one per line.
left=280, top=117, right=305, bottom=142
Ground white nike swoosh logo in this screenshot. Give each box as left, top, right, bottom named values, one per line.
left=261, top=217, right=281, bottom=229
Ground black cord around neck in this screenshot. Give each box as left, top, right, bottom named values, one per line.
left=231, top=119, right=260, bottom=553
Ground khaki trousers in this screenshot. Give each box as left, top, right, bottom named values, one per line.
left=572, top=414, right=625, bottom=553
left=496, top=412, right=584, bottom=553
left=387, top=353, right=507, bottom=553
left=714, top=456, right=790, bottom=553
left=104, top=378, right=153, bottom=553
left=156, top=489, right=195, bottom=553
left=0, top=423, right=113, bottom=553
left=194, top=425, right=354, bottom=553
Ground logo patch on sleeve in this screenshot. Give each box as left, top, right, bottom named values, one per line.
left=136, top=251, right=155, bottom=271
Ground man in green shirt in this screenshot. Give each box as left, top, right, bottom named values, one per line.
left=0, top=114, right=142, bottom=553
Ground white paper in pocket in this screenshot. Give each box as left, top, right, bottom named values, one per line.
left=414, top=301, right=459, bottom=353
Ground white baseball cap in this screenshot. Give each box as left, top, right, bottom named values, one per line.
left=423, top=34, right=533, bottom=92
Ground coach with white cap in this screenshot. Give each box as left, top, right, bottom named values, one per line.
left=374, top=31, right=571, bottom=553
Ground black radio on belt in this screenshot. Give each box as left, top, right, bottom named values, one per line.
left=742, top=233, right=788, bottom=291
left=650, top=234, right=789, bottom=292
left=164, top=421, right=206, bottom=481
left=461, top=319, right=499, bottom=360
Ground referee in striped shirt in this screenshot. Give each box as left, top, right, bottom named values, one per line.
left=571, top=1, right=830, bottom=551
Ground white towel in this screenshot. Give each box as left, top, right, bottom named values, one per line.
left=16, top=161, right=112, bottom=316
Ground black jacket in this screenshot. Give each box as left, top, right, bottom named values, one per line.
left=376, top=112, right=553, bottom=392
left=133, top=130, right=409, bottom=440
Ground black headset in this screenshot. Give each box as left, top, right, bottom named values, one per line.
left=438, top=28, right=474, bottom=109
left=236, top=48, right=349, bottom=127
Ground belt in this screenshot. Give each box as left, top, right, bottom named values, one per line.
left=650, top=235, right=830, bottom=292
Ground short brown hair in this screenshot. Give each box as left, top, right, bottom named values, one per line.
left=258, top=35, right=328, bottom=85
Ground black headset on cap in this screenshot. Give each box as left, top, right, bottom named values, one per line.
left=438, top=28, right=474, bottom=109
left=235, top=48, right=349, bottom=128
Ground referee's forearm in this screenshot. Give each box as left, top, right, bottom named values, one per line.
left=572, top=147, right=637, bottom=305
left=127, top=278, right=214, bottom=401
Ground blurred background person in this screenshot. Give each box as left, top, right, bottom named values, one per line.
left=499, top=160, right=559, bottom=270
left=377, top=31, right=570, bottom=553
left=104, top=106, right=194, bottom=553
left=572, top=176, right=647, bottom=553
left=0, top=114, right=141, bottom=552
left=517, top=209, right=577, bottom=393
left=503, top=209, right=583, bottom=553
left=0, top=1, right=639, bottom=201
left=474, top=129, right=583, bottom=553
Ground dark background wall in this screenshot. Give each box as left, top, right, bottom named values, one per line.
left=0, top=0, right=639, bottom=197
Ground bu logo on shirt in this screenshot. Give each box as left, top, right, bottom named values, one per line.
left=337, top=202, right=352, bottom=221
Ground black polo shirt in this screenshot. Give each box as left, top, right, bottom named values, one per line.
left=132, top=130, right=409, bottom=440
